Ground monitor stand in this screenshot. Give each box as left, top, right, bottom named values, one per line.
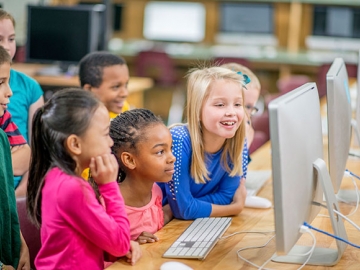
left=350, top=119, right=360, bottom=155
left=272, top=158, right=347, bottom=266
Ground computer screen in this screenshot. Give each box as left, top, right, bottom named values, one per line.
left=143, top=1, right=205, bottom=43
left=269, top=83, right=324, bottom=256
left=216, top=2, right=277, bottom=46
left=307, top=5, right=360, bottom=51
left=326, top=58, right=352, bottom=196
left=269, top=83, right=348, bottom=266
left=26, top=5, right=105, bottom=66
left=356, top=50, right=360, bottom=147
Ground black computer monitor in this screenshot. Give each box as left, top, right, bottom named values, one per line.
left=26, top=4, right=105, bottom=73
left=269, top=83, right=347, bottom=266
left=216, top=2, right=277, bottom=46
left=307, top=5, right=360, bottom=51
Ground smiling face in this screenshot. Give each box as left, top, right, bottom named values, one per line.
left=91, top=64, right=129, bottom=114
left=0, top=62, right=12, bottom=117
left=132, top=123, right=175, bottom=183
left=200, top=79, right=245, bottom=151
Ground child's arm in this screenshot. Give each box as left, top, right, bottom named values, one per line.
left=11, top=144, right=30, bottom=176
left=165, top=128, right=249, bottom=219
left=136, top=232, right=159, bottom=244
left=17, top=232, right=30, bottom=270
left=15, top=171, right=28, bottom=198
left=209, top=179, right=246, bottom=217
left=28, top=96, right=44, bottom=141
left=163, top=203, right=173, bottom=225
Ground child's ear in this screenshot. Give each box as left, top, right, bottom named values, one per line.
left=121, top=152, right=136, bottom=170
left=65, top=134, right=82, bottom=156
left=83, top=84, right=93, bottom=92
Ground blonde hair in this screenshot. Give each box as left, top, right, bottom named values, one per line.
left=185, top=66, right=246, bottom=184
left=220, top=62, right=261, bottom=91
left=0, top=9, right=15, bottom=27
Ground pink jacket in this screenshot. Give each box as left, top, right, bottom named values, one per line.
left=35, top=167, right=130, bottom=270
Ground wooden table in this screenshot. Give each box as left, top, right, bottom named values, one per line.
left=104, top=130, right=360, bottom=270
left=12, top=63, right=153, bottom=108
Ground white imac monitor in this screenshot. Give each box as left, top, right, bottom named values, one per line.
left=269, top=83, right=347, bottom=266
left=143, top=1, right=206, bottom=43
left=326, top=58, right=353, bottom=199
left=355, top=50, right=360, bottom=147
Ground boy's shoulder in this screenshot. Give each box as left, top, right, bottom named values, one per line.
left=0, top=110, right=27, bottom=146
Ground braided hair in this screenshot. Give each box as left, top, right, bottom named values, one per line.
left=110, top=108, right=163, bottom=182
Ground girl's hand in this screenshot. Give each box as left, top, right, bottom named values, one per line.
left=89, top=153, right=119, bottom=185
left=17, top=232, right=30, bottom=270
left=125, top=240, right=142, bottom=265
left=232, top=179, right=246, bottom=211
left=136, top=232, right=159, bottom=244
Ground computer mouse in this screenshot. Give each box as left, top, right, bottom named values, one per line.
left=245, top=196, right=272, bottom=209
left=160, top=261, right=193, bottom=270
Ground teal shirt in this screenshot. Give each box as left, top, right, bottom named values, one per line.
left=8, top=69, right=43, bottom=188
left=8, top=69, right=43, bottom=143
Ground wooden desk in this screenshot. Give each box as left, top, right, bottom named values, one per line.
left=12, top=63, right=154, bottom=108
left=106, top=121, right=360, bottom=269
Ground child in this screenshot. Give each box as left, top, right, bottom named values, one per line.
left=79, top=51, right=130, bottom=118
left=220, top=62, right=261, bottom=148
left=0, top=45, right=30, bottom=197
left=0, top=9, right=44, bottom=142
left=160, top=66, right=249, bottom=220
left=79, top=51, right=130, bottom=180
left=109, top=108, right=175, bottom=243
left=0, top=9, right=44, bottom=196
left=0, top=128, right=30, bottom=270
left=26, top=88, right=141, bottom=269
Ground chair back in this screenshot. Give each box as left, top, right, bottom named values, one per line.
left=16, top=197, right=41, bottom=270
left=135, top=50, right=178, bottom=87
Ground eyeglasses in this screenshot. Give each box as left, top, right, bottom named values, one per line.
left=245, top=105, right=259, bottom=116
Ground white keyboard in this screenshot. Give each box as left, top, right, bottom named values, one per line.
left=246, top=170, right=272, bottom=196
left=163, top=217, right=232, bottom=260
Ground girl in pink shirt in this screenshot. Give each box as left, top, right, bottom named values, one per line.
left=109, top=108, right=176, bottom=243
left=26, top=89, right=142, bottom=270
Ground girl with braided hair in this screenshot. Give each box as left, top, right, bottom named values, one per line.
left=110, top=108, right=175, bottom=244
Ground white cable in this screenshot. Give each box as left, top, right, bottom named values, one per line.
left=319, top=172, right=359, bottom=218
left=334, top=209, right=360, bottom=231
left=297, top=226, right=317, bottom=270
left=220, top=230, right=275, bottom=240
left=236, top=234, right=276, bottom=270
left=346, top=174, right=359, bottom=217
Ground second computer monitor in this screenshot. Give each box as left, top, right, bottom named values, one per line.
left=269, top=82, right=347, bottom=266
left=326, top=58, right=352, bottom=194
left=269, top=83, right=323, bottom=256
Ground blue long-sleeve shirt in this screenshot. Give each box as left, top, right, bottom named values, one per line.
left=159, top=125, right=248, bottom=220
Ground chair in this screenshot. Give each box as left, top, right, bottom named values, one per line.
left=249, top=131, right=268, bottom=154
left=317, top=63, right=357, bottom=98
left=16, top=197, right=41, bottom=270
left=134, top=50, right=179, bottom=87
left=265, top=75, right=310, bottom=107
left=251, top=110, right=270, bottom=142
